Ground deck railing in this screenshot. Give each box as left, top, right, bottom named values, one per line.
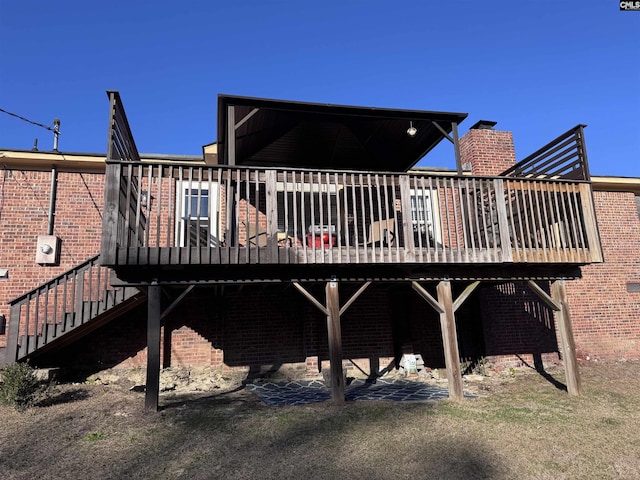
left=100, top=162, right=603, bottom=267
left=501, top=125, right=591, bottom=181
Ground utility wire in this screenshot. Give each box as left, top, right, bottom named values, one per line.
left=0, top=107, right=58, bottom=133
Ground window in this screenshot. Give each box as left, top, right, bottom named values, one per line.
left=176, top=182, right=219, bottom=247
left=410, top=189, right=440, bottom=247
left=276, top=182, right=339, bottom=240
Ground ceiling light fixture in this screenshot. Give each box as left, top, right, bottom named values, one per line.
left=407, top=121, right=417, bottom=137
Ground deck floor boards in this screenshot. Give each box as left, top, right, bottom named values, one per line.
left=113, top=246, right=591, bottom=267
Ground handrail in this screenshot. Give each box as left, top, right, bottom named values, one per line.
left=5, top=254, right=139, bottom=363
left=8, top=255, right=100, bottom=306
left=99, top=161, right=603, bottom=267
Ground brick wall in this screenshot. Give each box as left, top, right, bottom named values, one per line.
left=566, top=191, right=640, bottom=360
left=36, top=282, right=485, bottom=377
left=476, top=281, right=562, bottom=370
left=0, top=167, right=104, bottom=347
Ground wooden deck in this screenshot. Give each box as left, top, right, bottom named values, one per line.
left=100, top=91, right=602, bottom=274
left=96, top=92, right=595, bottom=411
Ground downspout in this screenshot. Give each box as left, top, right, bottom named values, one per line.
left=49, top=118, right=61, bottom=235
left=48, top=165, right=58, bottom=235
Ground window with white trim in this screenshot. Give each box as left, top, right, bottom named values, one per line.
left=176, top=181, right=220, bottom=247
left=410, top=189, right=440, bottom=247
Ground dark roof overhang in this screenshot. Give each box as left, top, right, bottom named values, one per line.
left=217, top=95, right=467, bottom=172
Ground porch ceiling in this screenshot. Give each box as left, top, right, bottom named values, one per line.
left=217, top=95, right=468, bottom=172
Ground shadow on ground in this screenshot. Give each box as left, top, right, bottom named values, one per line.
left=35, top=387, right=91, bottom=407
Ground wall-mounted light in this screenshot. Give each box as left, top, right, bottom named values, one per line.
left=141, top=190, right=149, bottom=208
left=0, top=268, right=8, bottom=279
left=407, top=121, right=417, bottom=137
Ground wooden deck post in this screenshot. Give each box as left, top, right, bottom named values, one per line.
left=493, top=179, right=514, bottom=263
left=452, top=121, right=463, bottom=176
left=294, top=280, right=370, bottom=404
left=100, top=162, right=122, bottom=266
left=437, top=280, right=464, bottom=400
left=551, top=279, right=582, bottom=395
left=398, top=176, right=415, bottom=262
left=227, top=105, right=236, bottom=166
left=5, top=304, right=22, bottom=364
left=265, top=170, right=279, bottom=262
left=326, top=279, right=345, bottom=404
left=578, top=183, right=604, bottom=263
left=145, top=283, right=162, bottom=412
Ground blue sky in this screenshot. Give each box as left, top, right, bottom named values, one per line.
left=1, top=1, right=638, bottom=177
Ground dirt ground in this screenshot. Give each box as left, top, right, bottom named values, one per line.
left=1, top=360, right=639, bottom=480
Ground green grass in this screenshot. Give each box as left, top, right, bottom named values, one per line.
left=83, top=432, right=106, bottom=441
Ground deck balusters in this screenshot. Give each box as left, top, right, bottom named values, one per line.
left=99, top=162, right=601, bottom=267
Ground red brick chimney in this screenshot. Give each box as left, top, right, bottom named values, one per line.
left=460, top=120, right=517, bottom=176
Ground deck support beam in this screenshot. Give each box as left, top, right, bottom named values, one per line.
left=527, top=279, right=581, bottom=395
left=160, top=285, right=194, bottom=322
left=325, top=279, right=345, bottom=404
left=412, top=281, right=444, bottom=313
left=453, top=281, right=481, bottom=312
left=437, top=280, right=464, bottom=400
left=412, top=280, right=479, bottom=400
left=552, top=280, right=581, bottom=395
left=145, top=282, right=161, bottom=412
left=293, top=280, right=371, bottom=404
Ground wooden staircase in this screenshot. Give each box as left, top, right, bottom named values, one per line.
left=2, top=255, right=145, bottom=365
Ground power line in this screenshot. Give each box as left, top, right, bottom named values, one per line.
left=0, top=107, right=58, bottom=132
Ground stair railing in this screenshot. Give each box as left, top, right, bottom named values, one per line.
left=5, top=255, right=133, bottom=363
